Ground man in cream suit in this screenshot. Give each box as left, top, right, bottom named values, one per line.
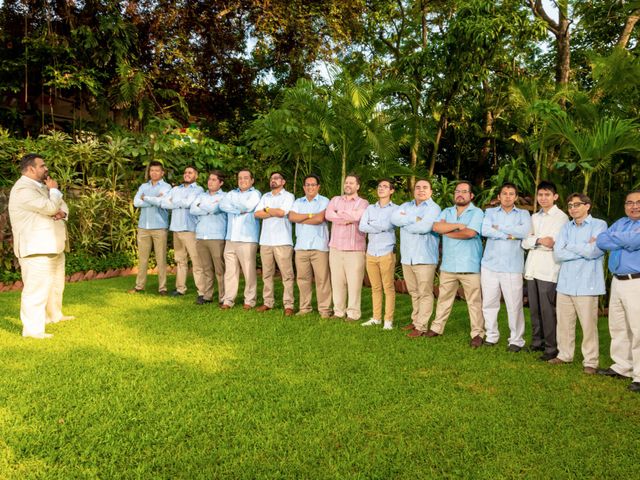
left=8, top=153, right=73, bottom=339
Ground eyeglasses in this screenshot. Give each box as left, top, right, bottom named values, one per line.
left=625, top=200, right=640, bottom=207
left=304, top=183, right=318, bottom=187
left=454, top=190, right=470, bottom=194
left=567, top=202, right=587, bottom=209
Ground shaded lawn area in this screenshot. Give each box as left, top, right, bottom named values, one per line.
left=1, top=276, right=639, bottom=479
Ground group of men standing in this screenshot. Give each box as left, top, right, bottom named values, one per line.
left=7, top=153, right=640, bottom=394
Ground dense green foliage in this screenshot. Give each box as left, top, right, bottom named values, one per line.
left=1, top=276, right=639, bottom=478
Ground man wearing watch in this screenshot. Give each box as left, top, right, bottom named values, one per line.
left=288, top=174, right=332, bottom=318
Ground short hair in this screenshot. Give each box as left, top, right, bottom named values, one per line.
left=237, top=168, right=253, bottom=180
left=20, top=153, right=42, bottom=173
left=148, top=161, right=164, bottom=170
left=209, top=170, right=225, bottom=183
left=345, top=173, right=361, bottom=185
left=184, top=165, right=198, bottom=174
left=377, top=178, right=395, bottom=189
left=303, top=174, right=321, bottom=185
left=270, top=171, right=286, bottom=181
left=499, top=182, right=518, bottom=195
left=454, top=180, right=473, bottom=194
left=566, top=192, right=592, bottom=213
left=414, top=178, right=432, bottom=188
left=626, top=189, right=640, bottom=199
left=536, top=180, right=557, bottom=195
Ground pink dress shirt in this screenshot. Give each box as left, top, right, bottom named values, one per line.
left=325, top=195, right=369, bottom=251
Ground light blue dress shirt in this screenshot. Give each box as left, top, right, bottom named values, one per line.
left=481, top=206, right=531, bottom=273
left=189, top=190, right=227, bottom=240
left=291, top=195, right=330, bottom=251
left=219, top=187, right=262, bottom=243
left=390, top=198, right=441, bottom=265
left=133, top=179, right=172, bottom=229
left=359, top=202, right=397, bottom=257
left=161, top=183, right=204, bottom=232
left=255, top=189, right=295, bottom=246
left=554, top=215, right=607, bottom=296
left=596, top=217, right=640, bottom=275
left=439, top=203, right=484, bottom=273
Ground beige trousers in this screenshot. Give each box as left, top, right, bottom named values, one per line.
left=196, top=239, right=226, bottom=302
left=366, top=252, right=396, bottom=322
left=329, top=249, right=365, bottom=320
left=260, top=245, right=295, bottom=309
left=135, top=228, right=168, bottom=292
left=19, top=253, right=65, bottom=336
left=295, top=250, right=332, bottom=316
left=608, top=278, right=640, bottom=382
left=431, top=271, right=484, bottom=338
left=222, top=241, right=258, bottom=307
left=173, top=231, right=204, bottom=295
left=402, top=263, right=437, bottom=332
left=556, top=293, right=599, bottom=368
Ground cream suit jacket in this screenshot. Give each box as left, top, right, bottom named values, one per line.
left=8, top=176, right=68, bottom=258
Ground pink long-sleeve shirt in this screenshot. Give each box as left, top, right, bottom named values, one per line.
left=325, top=195, right=369, bottom=251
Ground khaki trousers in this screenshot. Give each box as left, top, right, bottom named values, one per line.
left=366, top=252, right=396, bottom=322
left=329, top=248, right=365, bottom=320
left=173, top=231, right=204, bottom=295
left=19, top=253, right=65, bottom=336
left=260, top=245, right=295, bottom=309
left=196, top=239, right=226, bottom=302
left=556, top=293, right=599, bottom=368
left=135, top=228, right=168, bottom=292
left=607, top=278, right=640, bottom=382
left=431, top=271, right=484, bottom=338
left=223, top=241, right=258, bottom=307
left=295, top=250, right=332, bottom=316
left=402, top=263, right=437, bottom=332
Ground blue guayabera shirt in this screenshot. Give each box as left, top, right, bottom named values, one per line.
left=438, top=203, right=484, bottom=273
left=554, top=215, right=607, bottom=296
left=189, top=190, right=227, bottom=240
left=596, top=217, right=640, bottom=275
left=481, top=206, right=531, bottom=273
left=161, top=183, right=204, bottom=232
left=133, top=179, right=172, bottom=229
left=390, top=198, right=441, bottom=265
left=358, top=201, right=397, bottom=257
left=219, top=187, right=262, bottom=243
left=291, top=194, right=330, bottom=252
left=255, top=189, right=296, bottom=246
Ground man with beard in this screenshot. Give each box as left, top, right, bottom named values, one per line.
left=219, top=169, right=262, bottom=309
left=254, top=172, right=296, bottom=315
left=8, top=153, right=73, bottom=338
left=325, top=174, right=369, bottom=322
left=430, top=181, right=485, bottom=347
left=161, top=166, right=205, bottom=297
left=390, top=179, right=441, bottom=337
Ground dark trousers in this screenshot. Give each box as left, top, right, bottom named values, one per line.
left=527, top=278, right=558, bottom=355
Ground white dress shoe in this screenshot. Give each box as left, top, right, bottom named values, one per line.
left=383, top=321, right=393, bottom=330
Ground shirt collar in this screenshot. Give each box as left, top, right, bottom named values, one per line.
left=22, top=175, right=43, bottom=188
left=375, top=201, right=395, bottom=208
left=571, top=214, right=593, bottom=226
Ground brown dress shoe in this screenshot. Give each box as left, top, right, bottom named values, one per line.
left=583, top=367, right=597, bottom=375
left=220, top=304, right=232, bottom=310
left=401, top=324, right=416, bottom=331
left=243, top=304, right=253, bottom=310
left=425, top=329, right=440, bottom=337
left=256, top=305, right=271, bottom=312
left=470, top=335, right=484, bottom=348
left=345, top=317, right=358, bottom=322
left=284, top=308, right=294, bottom=316
left=548, top=357, right=569, bottom=365
left=407, top=329, right=428, bottom=338
left=127, top=288, right=143, bottom=294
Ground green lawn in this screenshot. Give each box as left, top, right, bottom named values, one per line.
left=1, top=276, right=639, bottom=479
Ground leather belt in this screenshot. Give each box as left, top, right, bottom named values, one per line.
left=615, top=273, right=640, bottom=280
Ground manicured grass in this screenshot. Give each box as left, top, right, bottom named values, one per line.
left=1, top=276, right=639, bottom=479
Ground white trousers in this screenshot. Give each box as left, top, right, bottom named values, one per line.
left=608, top=277, right=640, bottom=382
left=481, top=267, right=525, bottom=347
left=19, top=253, right=66, bottom=336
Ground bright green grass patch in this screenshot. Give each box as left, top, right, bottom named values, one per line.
left=1, top=276, right=639, bottom=479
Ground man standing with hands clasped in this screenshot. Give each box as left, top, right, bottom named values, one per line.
left=9, top=153, right=74, bottom=338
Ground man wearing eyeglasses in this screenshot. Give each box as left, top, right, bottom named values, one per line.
left=288, top=174, right=332, bottom=318
left=548, top=193, right=607, bottom=375
left=254, top=172, right=296, bottom=316
left=430, top=181, right=485, bottom=347
left=596, top=190, right=640, bottom=392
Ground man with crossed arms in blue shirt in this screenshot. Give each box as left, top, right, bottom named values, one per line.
left=597, top=190, right=640, bottom=392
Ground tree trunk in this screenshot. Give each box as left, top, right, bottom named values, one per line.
left=618, top=9, right=640, bottom=49
left=428, top=114, right=447, bottom=177
left=556, top=14, right=571, bottom=87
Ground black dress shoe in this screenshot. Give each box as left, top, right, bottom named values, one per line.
left=507, top=344, right=522, bottom=353
left=597, top=368, right=632, bottom=380
left=629, top=382, right=640, bottom=393
left=483, top=341, right=497, bottom=347
left=538, top=352, right=558, bottom=362
left=169, top=290, right=184, bottom=297
left=196, top=296, right=212, bottom=305
left=525, top=345, right=545, bottom=352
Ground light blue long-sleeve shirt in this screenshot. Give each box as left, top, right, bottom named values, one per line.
left=291, top=195, right=330, bottom=251
left=596, top=217, right=640, bottom=275
left=390, top=198, right=441, bottom=265
left=439, top=203, right=484, bottom=273
left=359, top=201, right=397, bottom=257
left=481, top=206, right=531, bottom=273
left=133, top=179, right=172, bottom=229
left=219, top=187, right=261, bottom=243
left=554, top=215, right=607, bottom=296
left=189, top=190, right=227, bottom=240
left=256, top=189, right=295, bottom=246
left=161, top=183, right=204, bottom=232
